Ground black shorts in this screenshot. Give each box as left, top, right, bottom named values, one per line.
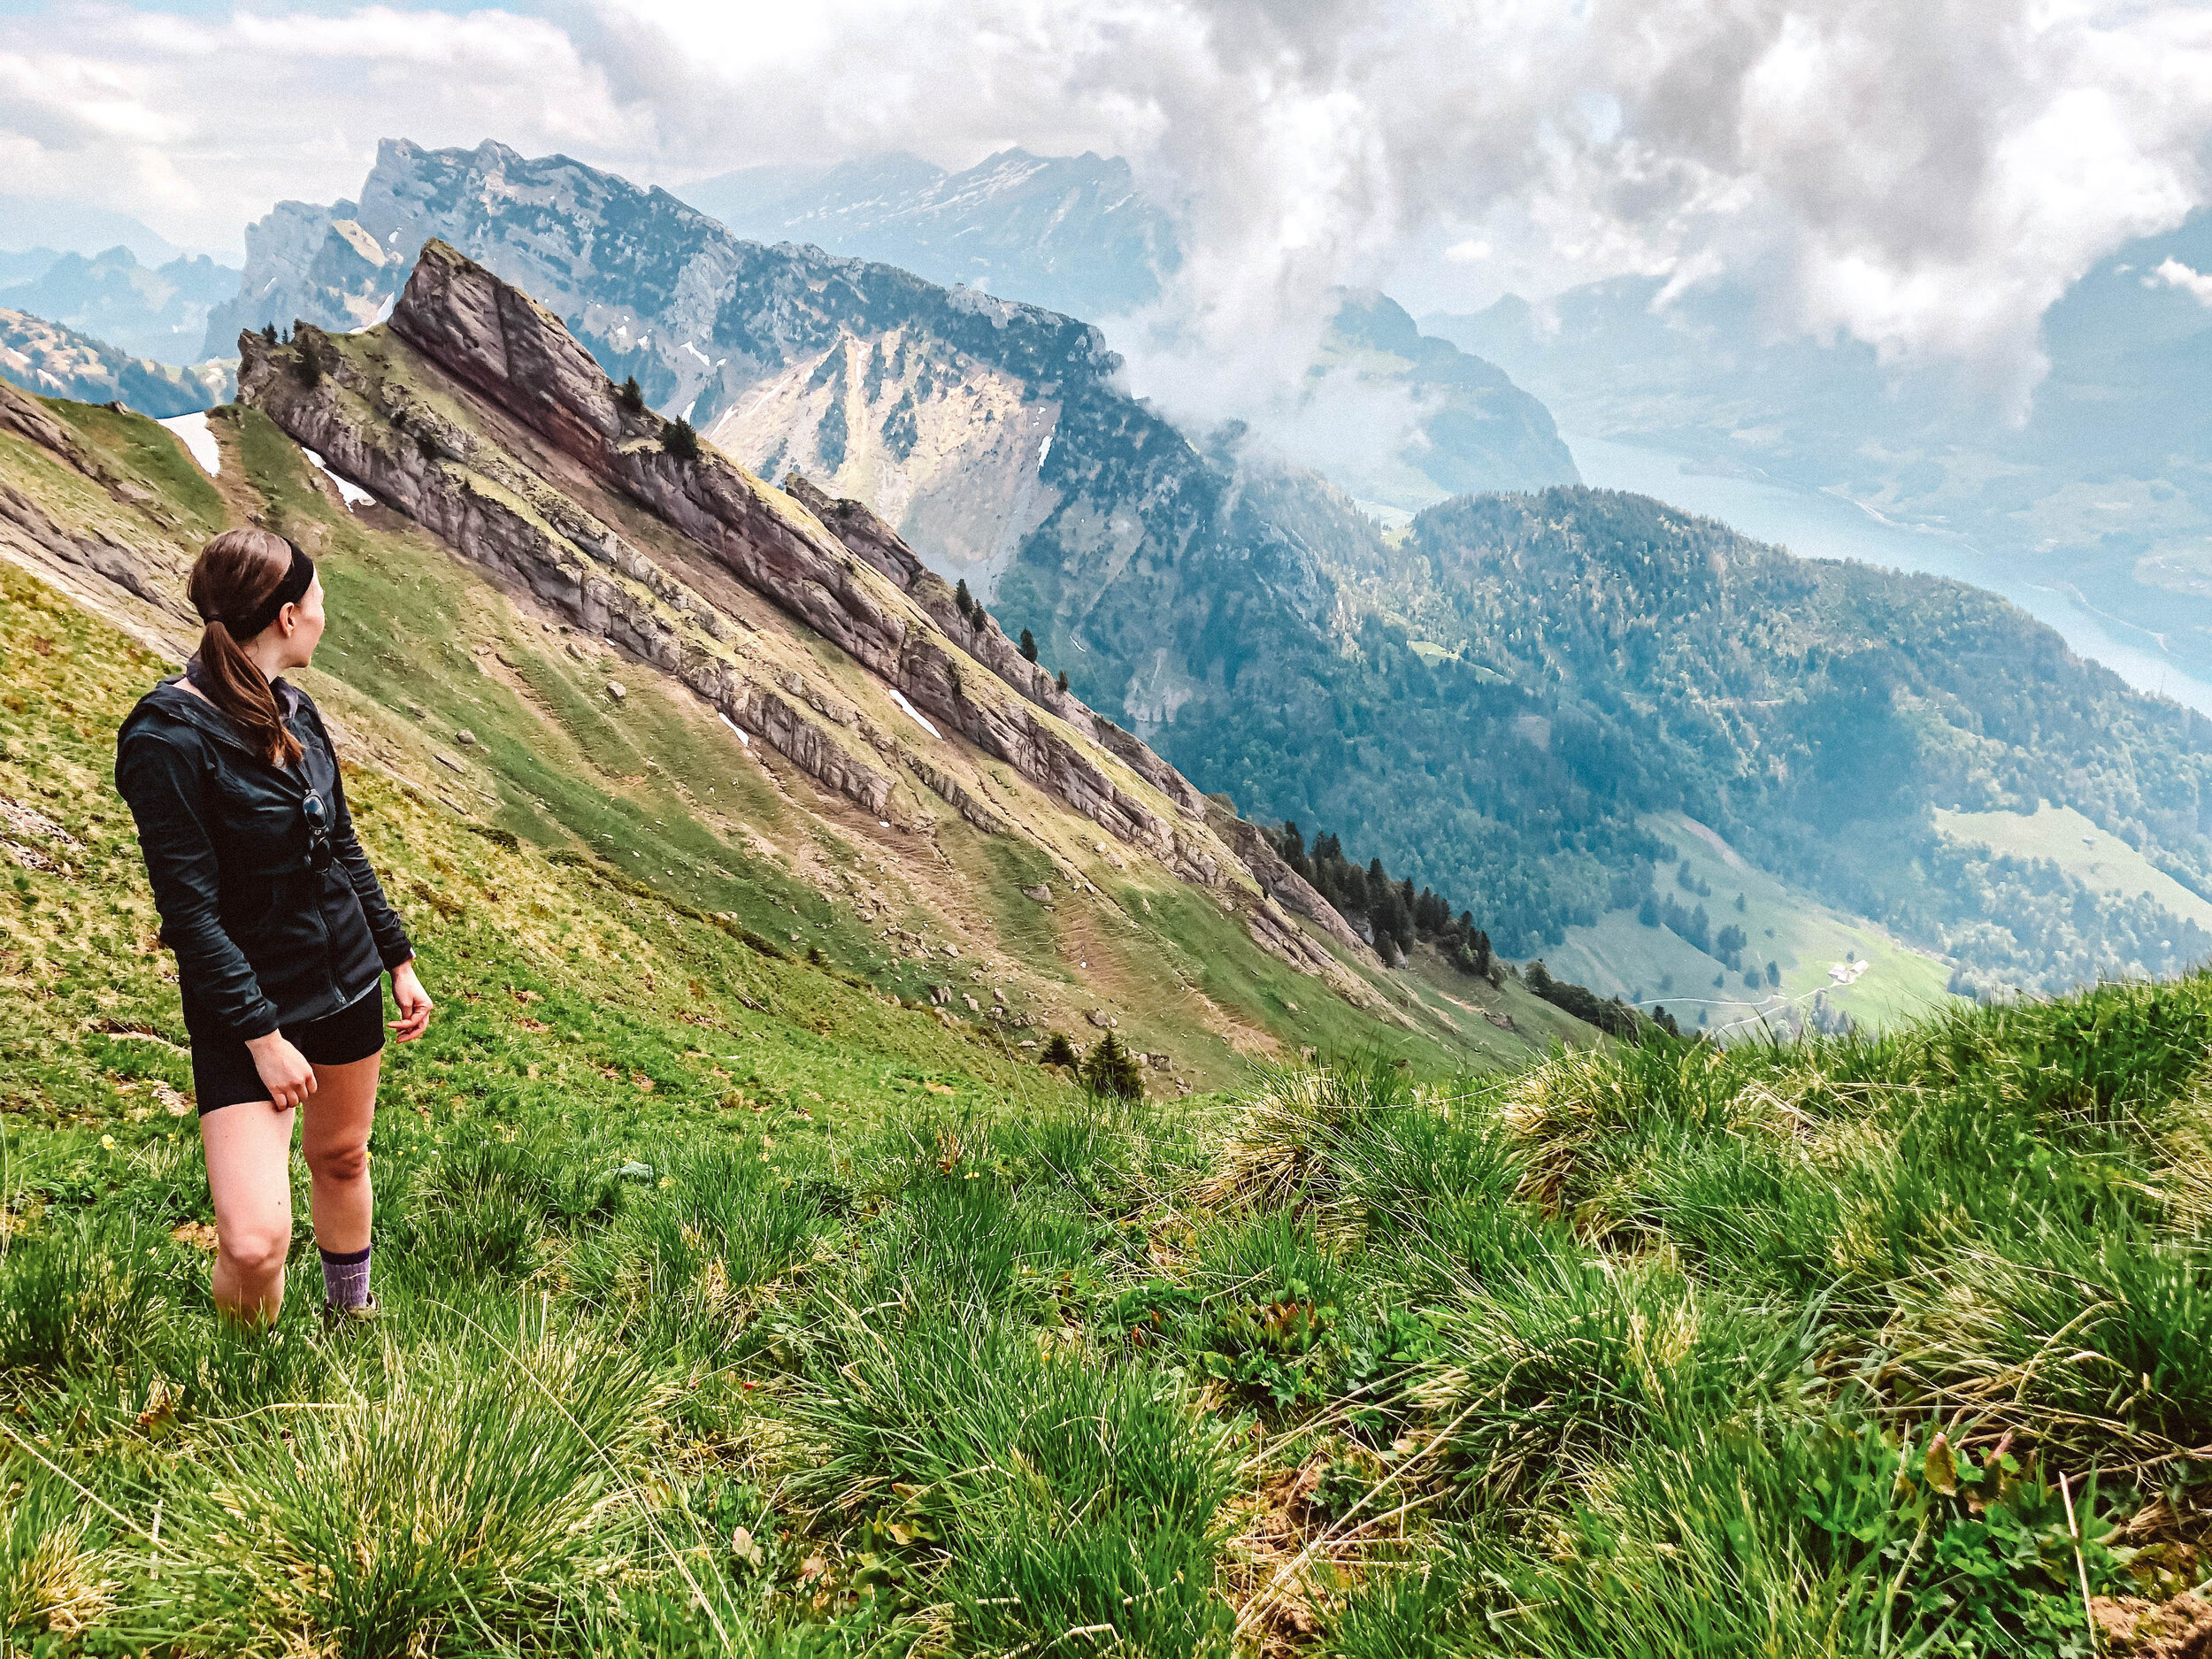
left=186, top=989, right=386, bottom=1113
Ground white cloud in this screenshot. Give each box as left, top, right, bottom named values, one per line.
left=2151, top=256, right=2212, bottom=306
left=0, top=0, right=2208, bottom=421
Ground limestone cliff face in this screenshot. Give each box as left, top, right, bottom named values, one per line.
left=234, top=242, right=1282, bottom=917
left=204, top=139, right=1339, bottom=742
left=707, top=330, right=1060, bottom=605
left=780, top=475, right=1210, bottom=820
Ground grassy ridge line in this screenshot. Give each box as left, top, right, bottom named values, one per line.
left=0, top=553, right=1061, bottom=1126
left=18, top=377, right=1555, bottom=1084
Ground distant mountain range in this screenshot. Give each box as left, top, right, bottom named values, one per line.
left=676, top=150, right=1176, bottom=324
left=1, top=244, right=239, bottom=365
left=674, top=150, right=1578, bottom=511
left=1427, top=209, right=2212, bottom=681
left=0, top=306, right=230, bottom=417
left=200, top=141, right=1577, bottom=515
left=130, top=136, right=2212, bottom=1005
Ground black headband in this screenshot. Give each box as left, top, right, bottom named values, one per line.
left=205, top=541, right=314, bottom=639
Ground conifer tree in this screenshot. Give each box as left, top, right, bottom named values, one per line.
left=1080, top=1030, right=1144, bottom=1101
left=1019, top=628, right=1038, bottom=662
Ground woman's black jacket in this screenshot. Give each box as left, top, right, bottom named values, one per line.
left=115, top=674, right=412, bottom=1041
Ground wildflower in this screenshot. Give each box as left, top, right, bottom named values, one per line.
left=100, top=1133, right=117, bottom=1150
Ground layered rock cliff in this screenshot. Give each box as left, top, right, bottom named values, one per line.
left=199, top=139, right=1336, bottom=735
left=234, top=241, right=1389, bottom=1002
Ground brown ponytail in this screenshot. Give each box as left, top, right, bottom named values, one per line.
left=187, top=528, right=303, bottom=768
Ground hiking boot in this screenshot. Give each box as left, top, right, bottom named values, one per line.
left=321, top=1294, right=379, bottom=1333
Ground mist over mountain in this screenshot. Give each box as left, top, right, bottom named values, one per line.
left=1428, top=206, right=2212, bottom=686
left=670, top=149, right=1578, bottom=511
left=0, top=194, right=192, bottom=267
left=1303, top=292, right=1577, bottom=511
left=168, top=136, right=2212, bottom=1006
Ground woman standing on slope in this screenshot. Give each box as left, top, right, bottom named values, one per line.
left=116, top=528, right=433, bottom=1326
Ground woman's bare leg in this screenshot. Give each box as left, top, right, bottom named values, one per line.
left=200, top=1100, right=297, bottom=1324
left=301, top=1051, right=380, bottom=1256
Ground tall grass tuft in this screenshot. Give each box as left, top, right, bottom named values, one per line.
left=155, top=1323, right=668, bottom=1655
left=0, top=1472, right=116, bottom=1640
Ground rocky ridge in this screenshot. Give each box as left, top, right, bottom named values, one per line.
left=196, top=139, right=1336, bottom=730
left=234, top=241, right=1391, bottom=1004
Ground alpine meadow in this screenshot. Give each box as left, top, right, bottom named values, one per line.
left=4, top=5, right=2212, bottom=1655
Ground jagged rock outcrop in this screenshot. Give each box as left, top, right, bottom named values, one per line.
left=0, top=380, right=200, bottom=638
left=202, top=140, right=1338, bottom=739
left=237, top=242, right=1244, bottom=894
left=783, top=474, right=1210, bottom=819
left=1207, top=803, right=1375, bottom=962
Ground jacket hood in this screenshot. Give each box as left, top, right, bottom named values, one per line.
left=119, top=673, right=307, bottom=765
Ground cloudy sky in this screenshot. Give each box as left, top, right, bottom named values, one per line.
left=4, top=0, right=2210, bottom=411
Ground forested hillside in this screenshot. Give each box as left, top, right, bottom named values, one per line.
left=1366, top=488, right=2212, bottom=988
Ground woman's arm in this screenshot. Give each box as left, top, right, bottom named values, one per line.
left=114, top=730, right=281, bottom=1040
left=315, top=718, right=415, bottom=973
left=309, top=706, right=431, bottom=1040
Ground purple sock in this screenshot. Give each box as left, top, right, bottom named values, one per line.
left=319, top=1242, right=372, bottom=1309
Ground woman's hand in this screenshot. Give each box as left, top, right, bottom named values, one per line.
left=390, top=959, right=434, bottom=1042
left=245, top=1031, right=317, bottom=1108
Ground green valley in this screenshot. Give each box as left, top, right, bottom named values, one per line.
left=1540, top=812, right=1952, bottom=1036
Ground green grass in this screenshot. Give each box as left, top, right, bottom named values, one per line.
left=1936, top=802, right=2212, bottom=934
left=13, top=956, right=2208, bottom=1655
left=9, top=395, right=2207, bottom=1655
left=1544, top=810, right=1955, bottom=1034
left=8, top=796, right=2212, bottom=1654
left=45, top=399, right=228, bottom=544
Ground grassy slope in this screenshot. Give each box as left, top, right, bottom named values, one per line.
left=1543, top=811, right=1955, bottom=1033
left=5, top=553, right=2208, bottom=1649
left=29, top=381, right=1563, bottom=1088
left=1937, top=802, right=2212, bottom=934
